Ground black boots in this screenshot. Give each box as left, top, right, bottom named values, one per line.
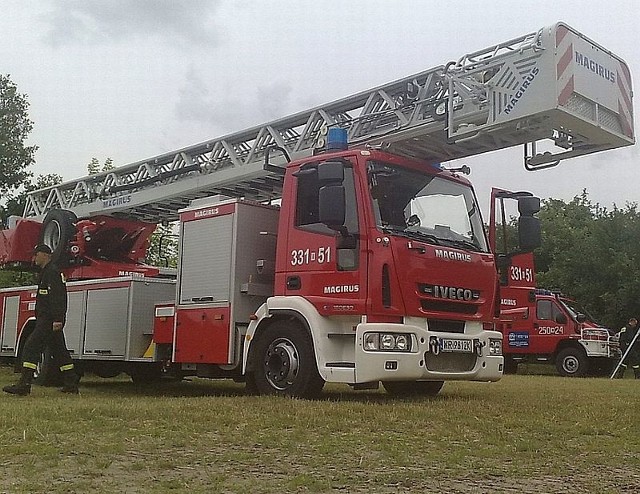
left=3, top=367, right=34, bottom=396
left=59, top=370, right=80, bottom=394
left=614, top=364, right=626, bottom=379
left=634, top=368, right=640, bottom=380
left=3, top=368, right=79, bottom=395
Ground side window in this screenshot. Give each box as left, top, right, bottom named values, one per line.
left=295, top=165, right=359, bottom=235
left=551, top=303, right=565, bottom=323
left=537, top=300, right=552, bottom=321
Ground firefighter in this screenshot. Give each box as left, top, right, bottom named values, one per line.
left=616, top=317, right=640, bottom=379
left=3, top=244, right=79, bottom=395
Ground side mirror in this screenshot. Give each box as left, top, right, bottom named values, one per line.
left=318, top=161, right=345, bottom=184
left=576, top=313, right=587, bottom=324
left=518, top=216, right=541, bottom=251
left=319, top=185, right=346, bottom=227
left=518, top=196, right=541, bottom=216
left=517, top=195, right=541, bottom=252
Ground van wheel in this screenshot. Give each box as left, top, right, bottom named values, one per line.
left=503, top=357, right=519, bottom=374
left=556, top=347, right=588, bottom=377
left=382, top=380, right=444, bottom=397
left=251, top=321, right=324, bottom=398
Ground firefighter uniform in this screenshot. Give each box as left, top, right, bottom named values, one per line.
left=618, top=318, right=640, bottom=379
left=3, top=244, right=79, bottom=395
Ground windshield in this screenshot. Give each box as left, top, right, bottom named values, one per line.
left=560, top=299, right=598, bottom=324
left=368, top=161, right=489, bottom=252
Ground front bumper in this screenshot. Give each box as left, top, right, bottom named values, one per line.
left=354, top=322, right=503, bottom=383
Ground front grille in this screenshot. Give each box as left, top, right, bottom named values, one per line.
left=420, top=299, right=478, bottom=315
left=427, top=319, right=465, bottom=333
left=425, top=352, right=476, bottom=372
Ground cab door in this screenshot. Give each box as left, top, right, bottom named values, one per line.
left=278, top=158, right=367, bottom=316
left=534, top=299, right=568, bottom=353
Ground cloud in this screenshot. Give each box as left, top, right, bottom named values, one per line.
left=42, top=0, right=221, bottom=47
left=174, top=67, right=293, bottom=135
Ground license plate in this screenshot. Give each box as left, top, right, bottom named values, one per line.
left=440, top=338, right=473, bottom=353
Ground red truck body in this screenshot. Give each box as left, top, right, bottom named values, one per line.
left=0, top=148, right=515, bottom=397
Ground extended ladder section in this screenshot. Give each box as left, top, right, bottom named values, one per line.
left=23, top=22, right=634, bottom=222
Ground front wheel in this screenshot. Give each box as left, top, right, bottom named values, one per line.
left=382, top=380, right=444, bottom=397
left=555, top=347, right=588, bottom=377
left=250, top=321, right=324, bottom=398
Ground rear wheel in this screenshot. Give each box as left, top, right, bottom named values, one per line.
left=128, top=363, right=163, bottom=385
left=382, top=380, right=444, bottom=397
left=555, top=347, right=588, bottom=377
left=251, top=321, right=324, bottom=398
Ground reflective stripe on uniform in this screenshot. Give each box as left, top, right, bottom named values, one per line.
left=60, top=364, right=74, bottom=372
left=23, top=362, right=37, bottom=370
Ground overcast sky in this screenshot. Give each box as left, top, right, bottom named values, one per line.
left=2, top=0, right=639, bottom=214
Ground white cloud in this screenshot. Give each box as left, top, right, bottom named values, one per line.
left=42, top=0, right=221, bottom=47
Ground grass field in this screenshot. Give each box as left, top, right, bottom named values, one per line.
left=1, top=365, right=639, bottom=493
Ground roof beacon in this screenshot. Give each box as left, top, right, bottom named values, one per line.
left=327, top=127, right=348, bottom=151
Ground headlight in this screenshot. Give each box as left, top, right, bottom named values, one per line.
left=489, top=338, right=502, bottom=356
left=363, top=332, right=412, bottom=352
left=395, top=334, right=409, bottom=351
left=380, top=334, right=395, bottom=350
left=363, top=333, right=379, bottom=351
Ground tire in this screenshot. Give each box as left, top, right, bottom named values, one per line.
left=382, top=380, right=444, bottom=397
left=93, top=362, right=122, bottom=379
left=555, top=347, right=588, bottom=377
left=39, top=209, right=77, bottom=265
left=128, top=363, right=163, bottom=385
left=251, top=321, right=324, bottom=398
left=503, top=357, right=519, bottom=375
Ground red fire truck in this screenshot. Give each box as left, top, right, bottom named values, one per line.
left=490, top=190, right=620, bottom=377
left=0, top=22, right=634, bottom=396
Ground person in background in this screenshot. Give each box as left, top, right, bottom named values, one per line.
left=3, top=244, right=79, bottom=395
left=615, top=317, right=640, bottom=379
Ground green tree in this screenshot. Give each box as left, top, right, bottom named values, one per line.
left=145, top=222, right=178, bottom=268
left=0, top=74, right=36, bottom=198
left=535, top=191, right=640, bottom=329
left=1, top=173, right=62, bottom=223
left=87, top=157, right=114, bottom=175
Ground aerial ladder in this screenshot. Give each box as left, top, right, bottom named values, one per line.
left=20, top=22, right=633, bottom=225
left=2, top=21, right=634, bottom=275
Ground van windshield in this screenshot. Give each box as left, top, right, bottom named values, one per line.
left=560, top=299, right=599, bottom=324
left=368, top=161, right=488, bottom=253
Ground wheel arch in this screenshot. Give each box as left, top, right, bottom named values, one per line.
left=245, top=309, right=313, bottom=374
left=554, top=339, right=584, bottom=357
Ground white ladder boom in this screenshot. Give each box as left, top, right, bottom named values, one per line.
left=24, top=22, right=634, bottom=222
